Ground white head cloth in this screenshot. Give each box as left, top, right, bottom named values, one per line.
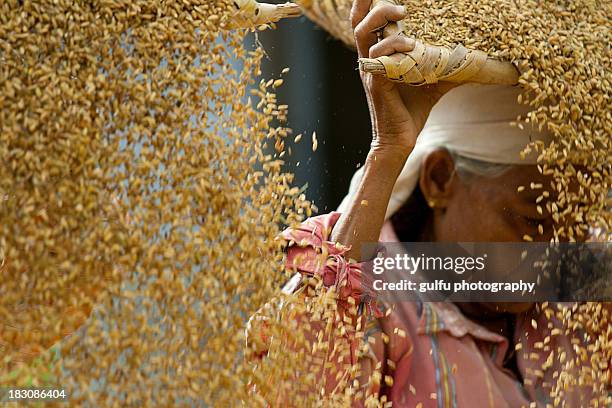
left=337, top=84, right=552, bottom=219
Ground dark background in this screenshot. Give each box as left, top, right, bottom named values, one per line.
left=252, top=16, right=372, bottom=213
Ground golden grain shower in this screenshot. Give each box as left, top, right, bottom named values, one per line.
left=1, top=0, right=609, bottom=406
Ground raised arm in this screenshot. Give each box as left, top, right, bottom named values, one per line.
left=330, top=0, right=455, bottom=261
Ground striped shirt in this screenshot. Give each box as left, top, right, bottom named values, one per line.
left=252, top=212, right=607, bottom=407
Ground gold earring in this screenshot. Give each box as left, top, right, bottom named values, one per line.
left=428, top=199, right=437, bottom=208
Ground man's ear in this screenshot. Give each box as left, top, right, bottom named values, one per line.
left=418, top=149, right=457, bottom=209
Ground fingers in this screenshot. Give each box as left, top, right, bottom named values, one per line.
left=353, top=2, right=407, bottom=58
left=368, top=34, right=415, bottom=58
left=350, top=0, right=372, bottom=57
left=350, top=0, right=372, bottom=30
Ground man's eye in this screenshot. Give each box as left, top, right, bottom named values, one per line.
left=504, top=208, right=549, bottom=228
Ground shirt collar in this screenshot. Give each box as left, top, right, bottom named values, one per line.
left=418, top=302, right=507, bottom=343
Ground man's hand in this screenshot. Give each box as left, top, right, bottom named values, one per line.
left=351, top=0, right=455, bottom=155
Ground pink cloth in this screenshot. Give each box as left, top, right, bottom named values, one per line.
left=256, top=212, right=604, bottom=407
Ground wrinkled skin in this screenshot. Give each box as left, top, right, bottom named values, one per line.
left=417, top=148, right=574, bottom=314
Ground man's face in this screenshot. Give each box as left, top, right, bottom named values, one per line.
left=438, top=164, right=556, bottom=243
left=431, top=163, right=581, bottom=314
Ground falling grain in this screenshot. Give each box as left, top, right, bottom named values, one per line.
left=0, top=1, right=316, bottom=406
